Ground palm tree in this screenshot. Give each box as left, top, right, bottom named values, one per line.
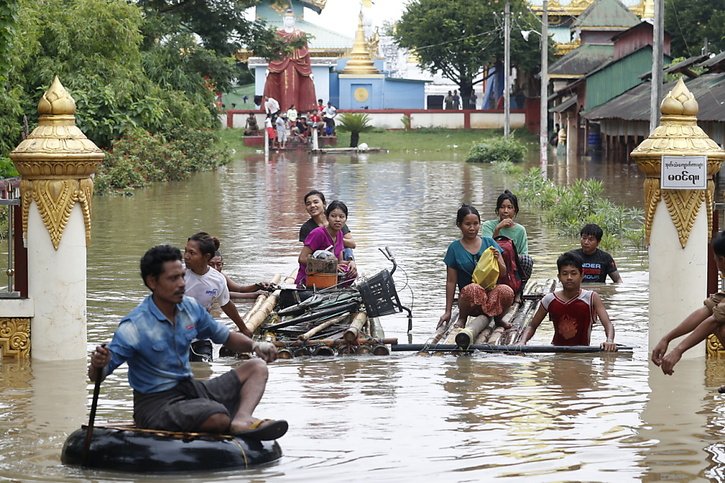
left=336, top=113, right=374, bottom=148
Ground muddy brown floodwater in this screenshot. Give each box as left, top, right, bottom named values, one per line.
left=1, top=149, right=725, bottom=482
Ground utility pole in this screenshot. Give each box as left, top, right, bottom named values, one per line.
left=649, top=0, right=664, bottom=132
left=540, top=0, right=548, bottom=175
left=504, top=0, right=511, bottom=138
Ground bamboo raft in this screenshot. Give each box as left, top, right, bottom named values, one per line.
left=413, top=278, right=558, bottom=354
left=235, top=259, right=409, bottom=358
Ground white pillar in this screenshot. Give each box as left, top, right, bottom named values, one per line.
left=648, top=201, right=709, bottom=355
left=9, top=77, right=104, bottom=361
left=27, top=203, right=87, bottom=360
left=631, top=79, right=725, bottom=358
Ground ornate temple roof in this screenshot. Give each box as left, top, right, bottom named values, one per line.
left=572, top=0, right=640, bottom=31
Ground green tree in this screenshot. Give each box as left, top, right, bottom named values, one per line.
left=0, top=1, right=23, bottom=157
left=665, top=0, right=725, bottom=57
left=138, top=0, right=275, bottom=57
left=394, top=0, right=544, bottom=101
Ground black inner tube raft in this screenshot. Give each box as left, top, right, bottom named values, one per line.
left=61, top=424, right=282, bottom=472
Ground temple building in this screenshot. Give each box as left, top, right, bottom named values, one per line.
left=245, top=0, right=426, bottom=110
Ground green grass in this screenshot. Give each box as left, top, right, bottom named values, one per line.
left=218, top=127, right=536, bottom=154
left=217, top=128, right=250, bottom=153
left=221, top=84, right=257, bottom=110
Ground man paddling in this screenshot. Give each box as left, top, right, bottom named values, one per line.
left=88, top=244, right=288, bottom=440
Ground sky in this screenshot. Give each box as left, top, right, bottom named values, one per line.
left=305, top=0, right=407, bottom=36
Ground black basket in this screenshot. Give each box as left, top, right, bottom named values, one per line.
left=357, top=269, right=402, bottom=317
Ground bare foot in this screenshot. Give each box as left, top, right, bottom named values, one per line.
left=229, top=417, right=257, bottom=434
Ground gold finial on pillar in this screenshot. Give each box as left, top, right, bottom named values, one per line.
left=630, top=78, right=725, bottom=248
left=9, top=76, right=105, bottom=249
left=341, top=10, right=380, bottom=75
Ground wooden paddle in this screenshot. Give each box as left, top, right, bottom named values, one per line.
left=83, top=345, right=105, bottom=466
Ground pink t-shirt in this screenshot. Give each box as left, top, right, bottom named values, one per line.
left=295, top=226, right=343, bottom=286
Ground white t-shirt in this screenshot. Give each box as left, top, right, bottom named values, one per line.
left=265, top=97, right=280, bottom=114
left=323, top=105, right=337, bottom=119
left=184, top=268, right=230, bottom=313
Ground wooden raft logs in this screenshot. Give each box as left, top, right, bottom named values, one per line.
left=246, top=272, right=295, bottom=334
left=426, top=278, right=557, bottom=353
left=343, top=312, right=368, bottom=343
left=455, top=315, right=490, bottom=349
left=299, top=312, right=351, bottom=341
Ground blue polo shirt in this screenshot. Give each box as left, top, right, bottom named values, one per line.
left=106, top=295, right=230, bottom=394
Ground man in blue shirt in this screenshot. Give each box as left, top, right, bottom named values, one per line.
left=88, top=245, right=287, bottom=440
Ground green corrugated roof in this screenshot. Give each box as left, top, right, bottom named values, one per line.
left=549, top=44, right=614, bottom=77
left=583, top=73, right=725, bottom=122
left=572, top=0, right=639, bottom=30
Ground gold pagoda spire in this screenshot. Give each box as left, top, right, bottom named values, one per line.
left=341, top=10, right=379, bottom=75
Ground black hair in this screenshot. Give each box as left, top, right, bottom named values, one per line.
left=712, top=231, right=725, bottom=257
left=326, top=200, right=348, bottom=218
left=456, top=204, right=480, bottom=226
left=495, top=190, right=519, bottom=214
left=580, top=223, right=604, bottom=241
left=188, top=232, right=218, bottom=259
left=140, top=245, right=182, bottom=289
left=304, top=189, right=326, bottom=205
left=557, top=251, right=584, bottom=273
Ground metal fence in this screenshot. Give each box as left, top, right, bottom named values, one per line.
left=0, top=178, right=22, bottom=298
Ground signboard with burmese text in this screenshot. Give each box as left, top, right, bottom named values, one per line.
left=661, top=155, right=707, bottom=189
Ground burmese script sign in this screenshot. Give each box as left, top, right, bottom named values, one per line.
left=661, top=155, right=707, bottom=190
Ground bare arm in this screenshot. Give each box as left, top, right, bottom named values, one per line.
left=609, top=270, right=622, bottom=284
left=225, top=274, right=269, bottom=298
left=495, top=247, right=507, bottom=277
left=592, top=291, right=616, bottom=351
left=221, top=301, right=252, bottom=337
left=222, top=331, right=277, bottom=362
left=298, top=245, right=313, bottom=265
left=520, top=304, right=547, bottom=344
left=659, top=316, right=718, bottom=375
left=651, top=306, right=712, bottom=366
left=493, top=219, right=515, bottom=238
left=343, top=232, right=356, bottom=249
left=437, top=267, right=458, bottom=328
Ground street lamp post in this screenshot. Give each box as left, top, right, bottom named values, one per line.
left=504, top=0, right=511, bottom=138
left=540, top=0, right=548, bottom=175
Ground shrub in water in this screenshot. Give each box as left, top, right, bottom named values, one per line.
left=95, top=128, right=231, bottom=195
left=466, top=137, right=527, bottom=164
left=516, top=168, right=643, bottom=250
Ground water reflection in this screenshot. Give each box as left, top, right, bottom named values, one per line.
left=2, top=150, right=725, bottom=481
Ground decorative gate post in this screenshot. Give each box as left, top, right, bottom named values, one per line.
left=630, top=79, right=725, bottom=356
left=9, top=77, right=105, bottom=361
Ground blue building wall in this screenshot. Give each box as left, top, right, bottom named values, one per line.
left=339, top=77, right=384, bottom=109
left=328, top=72, right=340, bottom=108
left=384, top=79, right=427, bottom=109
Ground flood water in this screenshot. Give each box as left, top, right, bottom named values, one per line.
left=2, top=147, right=725, bottom=482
